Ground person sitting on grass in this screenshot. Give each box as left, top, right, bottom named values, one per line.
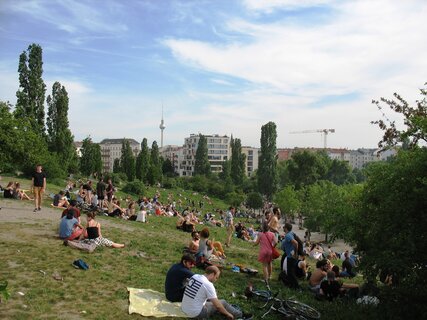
left=61, top=200, right=81, bottom=223
left=341, top=251, right=357, bottom=278
left=81, top=212, right=124, bottom=248
left=181, top=266, right=251, bottom=320
left=3, top=181, right=15, bottom=199
left=188, top=231, right=200, bottom=254
left=108, top=198, right=126, bottom=218
left=14, top=182, right=33, bottom=200
left=309, top=259, right=330, bottom=294
left=52, top=190, right=70, bottom=208
left=165, top=254, right=196, bottom=302
left=318, top=271, right=343, bottom=301
left=59, top=208, right=84, bottom=240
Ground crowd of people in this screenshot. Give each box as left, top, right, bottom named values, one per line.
left=1, top=165, right=370, bottom=319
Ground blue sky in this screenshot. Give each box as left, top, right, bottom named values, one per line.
left=1, top=0, right=426, bottom=149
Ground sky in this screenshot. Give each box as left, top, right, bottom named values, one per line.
left=0, top=0, right=426, bottom=150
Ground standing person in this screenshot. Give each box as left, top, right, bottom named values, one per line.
left=181, top=266, right=250, bottom=320
left=96, top=177, right=106, bottom=209
left=224, top=206, right=235, bottom=247
left=105, top=178, right=114, bottom=203
left=281, top=223, right=300, bottom=289
left=254, top=222, right=277, bottom=289
left=31, top=164, right=46, bottom=213
left=165, top=254, right=196, bottom=302
left=268, top=207, right=281, bottom=235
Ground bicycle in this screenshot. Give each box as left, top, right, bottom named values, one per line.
left=245, top=285, right=321, bottom=320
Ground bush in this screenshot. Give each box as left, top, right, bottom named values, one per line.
left=162, top=177, right=176, bottom=189
left=122, top=180, right=145, bottom=196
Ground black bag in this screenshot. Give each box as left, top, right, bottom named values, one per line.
left=293, top=232, right=304, bottom=256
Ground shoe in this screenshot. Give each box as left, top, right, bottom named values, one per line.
left=38, top=207, right=41, bottom=211
left=33, top=208, right=38, bottom=213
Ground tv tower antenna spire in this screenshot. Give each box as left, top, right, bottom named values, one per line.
left=159, top=103, right=166, bottom=148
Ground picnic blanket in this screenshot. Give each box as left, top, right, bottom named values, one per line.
left=127, top=287, right=187, bottom=318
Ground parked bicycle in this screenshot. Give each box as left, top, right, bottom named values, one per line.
left=244, top=284, right=321, bottom=320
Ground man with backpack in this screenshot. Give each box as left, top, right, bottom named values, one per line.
left=281, top=223, right=300, bottom=289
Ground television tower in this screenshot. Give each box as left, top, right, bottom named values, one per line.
left=159, top=104, right=166, bottom=148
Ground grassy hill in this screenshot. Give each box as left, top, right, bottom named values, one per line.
left=0, top=176, right=381, bottom=319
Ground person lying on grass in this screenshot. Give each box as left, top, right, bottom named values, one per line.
left=59, top=208, right=84, bottom=240
left=81, top=212, right=124, bottom=248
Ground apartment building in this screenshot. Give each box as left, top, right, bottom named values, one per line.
left=99, top=138, right=140, bottom=172
left=242, top=146, right=259, bottom=176
left=180, top=134, right=230, bottom=176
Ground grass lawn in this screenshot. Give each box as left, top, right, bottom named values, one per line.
left=0, top=176, right=382, bottom=319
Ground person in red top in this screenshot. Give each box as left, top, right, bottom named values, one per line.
left=254, top=222, right=277, bottom=289
left=61, top=200, right=81, bottom=223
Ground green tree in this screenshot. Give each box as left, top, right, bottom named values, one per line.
left=194, top=134, right=211, bottom=176
left=147, top=141, right=162, bottom=185
left=274, top=185, right=301, bottom=221
left=162, top=157, right=175, bottom=176
left=219, top=160, right=231, bottom=180
left=230, top=137, right=246, bottom=185
left=246, top=192, right=263, bottom=211
left=0, top=101, right=58, bottom=175
left=46, top=81, right=77, bottom=173
left=353, top=149, right=427, bottom=318
left=257, top=121, right=277, bottom=199
left=113, top=158, right=121, bottom=173
left=120, top=139, right=136, bottom=181
left=326, top=159, right=355, bottom=185
left=372, top=82, right=427, bottom=150
left=287, top=150, right=329, bottom=189
left=136, top=138, right=150, bottom=183
left=14, top=43, right=46, bottom=136
left=80, top=137, right=102, bottom=176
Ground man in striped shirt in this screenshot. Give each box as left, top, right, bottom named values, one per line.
left=181, top=266, right=248, bottom=319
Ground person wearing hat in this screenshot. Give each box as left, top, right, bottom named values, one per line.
left=165, top=254, right=196, bottom=302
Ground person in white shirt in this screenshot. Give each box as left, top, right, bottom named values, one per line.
left=181, top=266, right=250, bottom=319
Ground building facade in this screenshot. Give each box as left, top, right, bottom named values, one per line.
left=180, top=134, right=230, bottom=176
left=241, top=146, right=259, bottom=176
left=99, top=138, right=140, bottom=172
left=159, top=145, right=184, bottom=174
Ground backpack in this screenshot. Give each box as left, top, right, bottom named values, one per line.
left=292, top=232, right=304, bottom=256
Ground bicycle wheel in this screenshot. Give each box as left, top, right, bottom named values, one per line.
left=285, top=299, right=321, bottom=319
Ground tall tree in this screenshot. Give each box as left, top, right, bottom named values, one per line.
left=120, top=139, right=136, bottom=181
left=194, top=134, right=211, bottom=176
left=113, top=158, right=121, bottom=173
left=80, top=137, right=102, bottom=176
left=136, top=138, right=150, bottom=182
left=46, top=81, right=77, bottom=172
left=147, top=141, right=162, bottom=184
left=219, top=160, right=231, bottom=180
left=257, top=121, right=278, bottom=199
left=15, top=43, right=46, bottom=136
left=230, top=137, right=246, bottom=185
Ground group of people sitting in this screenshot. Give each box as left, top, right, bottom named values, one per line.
left=2, top=181, right=33, bottom=201
left=58, top=199, right=124, bottom=250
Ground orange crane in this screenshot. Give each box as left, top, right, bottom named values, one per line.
left=289, top=129, right=335, bottom=148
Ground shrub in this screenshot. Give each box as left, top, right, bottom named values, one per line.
left=122, top=180, right=145, bottom=196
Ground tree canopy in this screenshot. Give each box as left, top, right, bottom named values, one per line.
left=194, top=134, right=211, bottom=176
left=257, top=121, right=277, bottom=199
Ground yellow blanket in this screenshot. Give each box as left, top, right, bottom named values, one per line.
left=127, top=287, right=187, bottom=318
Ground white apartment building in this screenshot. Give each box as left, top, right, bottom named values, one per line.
left=99, top=138, right=140, bottom=172
left=349, top=148, right=378, bottom=169
left=242, top=146, right=259, bottom=177
left=181, top=134, right=230, bottom=176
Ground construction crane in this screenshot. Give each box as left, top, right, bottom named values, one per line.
left=289, top=129, right=335, bottom=149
